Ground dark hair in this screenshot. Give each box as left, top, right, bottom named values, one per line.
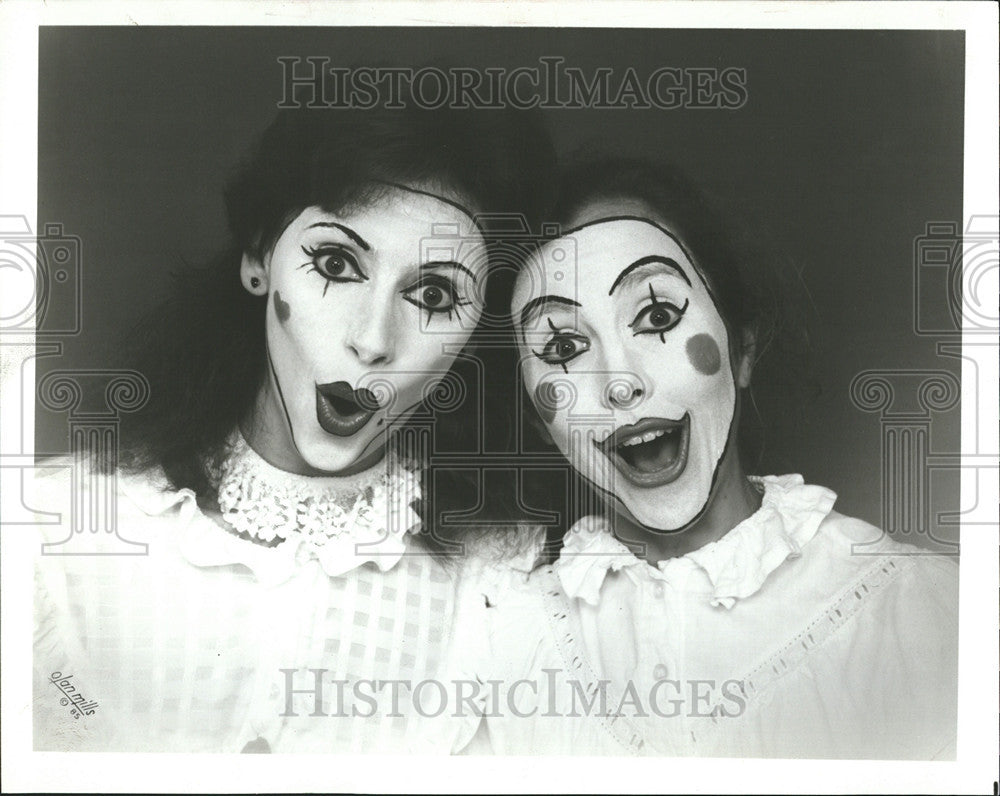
left=113, top=97, right=556, bottom=532
left=227, top=104, right=556, bottom=263
left=552, top=157, right=793, bottom=362
left=519, top=156, right=816, bottom=550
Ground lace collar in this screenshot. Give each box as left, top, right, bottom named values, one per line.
left=120, top=432, right=422, bottom=586
left=552, top=475, right=837, bottom=609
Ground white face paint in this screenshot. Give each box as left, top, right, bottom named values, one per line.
left=246, top=186, right=487, bottom=474
left=513, top=213, right=743, bottom=531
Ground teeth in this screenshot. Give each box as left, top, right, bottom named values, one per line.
left=618, top=429, right=668, bottom=448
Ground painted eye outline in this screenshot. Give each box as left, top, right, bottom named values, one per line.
left=299, top=244, right=367, bottom=295
left=532, top=317, right=592, bottom=373
left=400, top=273, right=471, bottom=323
left=629, top=283, right=689, bottom=342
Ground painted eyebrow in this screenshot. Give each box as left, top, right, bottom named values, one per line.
left=608, top=255, right=692, bottom=295
left=305, top=221, right=371, bottom=251
left=518, top=295, right=581, bottom=331
left=420, top=260, right=478, bottom=284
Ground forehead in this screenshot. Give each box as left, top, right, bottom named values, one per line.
left=292, top=185, right=484, bottom=244
left=566, top=196, right=658, bottom=227
left=354, top=187, right=481, bottom=236
left=526, top=218, right=695, bottom=292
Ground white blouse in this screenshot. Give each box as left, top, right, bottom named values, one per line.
left=32, top=451, right=461, bottom=753
left=442, top=475, right=959, bottom=759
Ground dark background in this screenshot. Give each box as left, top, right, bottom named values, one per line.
left=35, top=27, right=964, bottom=546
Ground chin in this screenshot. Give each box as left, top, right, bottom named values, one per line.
left=296, top=428, right=378, bottom=475
left=618, top=472, right=712, bottom=534
left=622, top=495, right=704, bottom=533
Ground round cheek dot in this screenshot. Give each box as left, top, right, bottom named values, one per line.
left=273, top=291, right=291, bottom=323
left=685, top=333, right=722, bottom=376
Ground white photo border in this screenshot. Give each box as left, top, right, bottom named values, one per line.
left=1, top=2, right=996, bottom=793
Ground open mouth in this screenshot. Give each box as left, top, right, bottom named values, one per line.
left=315, top=381, right=381, bottom=437
left=593, top=415, right=690, bottom=488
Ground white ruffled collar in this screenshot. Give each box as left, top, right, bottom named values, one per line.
left=119, top=433, right=422, bottom=587
left=552, top=475, right=837, bottom=609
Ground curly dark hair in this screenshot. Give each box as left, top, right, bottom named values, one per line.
left=111, top=95, right=556, bottom=547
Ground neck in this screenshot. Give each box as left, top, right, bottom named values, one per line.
left=612, top=446, right=762, bottom=565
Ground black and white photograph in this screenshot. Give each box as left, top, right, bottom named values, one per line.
left=0, top=1, right=996, bottom=793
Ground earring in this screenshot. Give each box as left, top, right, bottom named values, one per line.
left=250, top=277, right=261, bottom=288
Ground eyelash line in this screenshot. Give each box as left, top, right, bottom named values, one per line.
left=530, top=346, right=570, bottom=373
left=628, top=283, right=689, bottom=342
left=424, top=302, right=471, bottom=325
left=299, top=243, right=367, bottom=294
left=297, top=263, right=337, bottom=297
left=532, top=316, right=575, bottom=373
left=400, top=275, right=472, bottom=325
left=297, top=247, right=471, bottom=321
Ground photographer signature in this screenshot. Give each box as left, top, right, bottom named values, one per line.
left=48, top=671, right=99, bottom=719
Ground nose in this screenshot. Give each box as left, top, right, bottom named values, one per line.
left=346, top=297, right=395, bottom=366
left=598, top=334, right=649, bottom=412
left=603, top=373, right=646, bottom=411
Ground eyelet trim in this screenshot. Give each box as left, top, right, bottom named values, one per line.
left=689, top=554, right=916, bottom=749
left=539, top=554, right=914, bottom=753
left=538, top=567, right=649, bottom=755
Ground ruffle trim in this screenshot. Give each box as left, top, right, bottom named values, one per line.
left=553, top=475, right=837, bottom=609
left=554, top=516, right=646, bottom=606
left=117, top=444, right=422, bottom=587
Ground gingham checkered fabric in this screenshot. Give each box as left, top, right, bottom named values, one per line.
left=32, top=461, right=459, bottom=753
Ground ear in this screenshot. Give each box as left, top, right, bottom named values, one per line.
left=735, top=326, right=756, bottom=389
left=240, top=251, right=269, bottom=296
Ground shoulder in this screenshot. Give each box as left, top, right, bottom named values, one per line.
left=768, top=506, right=959, bottom=660
left=31, top=456, right=194, bottom=552
left=453, top=524, right=548, bottom=604
left=796, top=510, right=959, bottom=661
left=744, top=509, right=959, bottom=758
left=450, top=526, right=553, bottom=652
left=813, top=510, right=958, bottom=597
left=32, top=455, right=185, bottom=507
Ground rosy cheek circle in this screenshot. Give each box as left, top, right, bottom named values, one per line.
left=273, top=291, right=291, bottom=323
left=685, top=333, right=722, bottom=376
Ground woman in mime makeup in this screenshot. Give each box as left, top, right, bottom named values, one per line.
left=444, top=157, right=958, bottom=760
left=32, top=98, right=554, bottom=752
